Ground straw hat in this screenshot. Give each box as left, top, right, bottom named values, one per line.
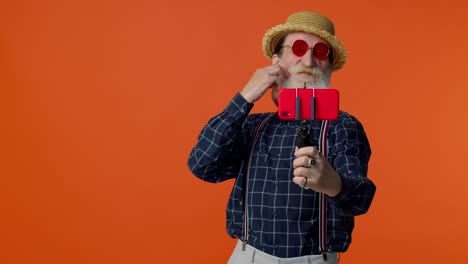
left=262, top=11, right=347, bottom=71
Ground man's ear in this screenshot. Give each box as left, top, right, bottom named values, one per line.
left=272, top=54, right=280, bottom=65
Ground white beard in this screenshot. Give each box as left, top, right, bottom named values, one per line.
left=272, top=66, right=331, bottom=105
left=282, top=65, right=331, bottom=88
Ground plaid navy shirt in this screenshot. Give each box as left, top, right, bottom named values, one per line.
left=188, top=93, right=376, bottom=258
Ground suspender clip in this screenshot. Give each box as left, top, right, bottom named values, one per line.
left=321, top=251, right=328, bottom=261
left=242, top=240, right=248, bottom=251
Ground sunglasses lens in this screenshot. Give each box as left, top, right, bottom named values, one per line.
left=291, top=40, right=308, bottom=57
left=313, top=42, right=329, bottom=60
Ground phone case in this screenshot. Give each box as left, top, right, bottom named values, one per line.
left=278, top=88, right=340, bottom=120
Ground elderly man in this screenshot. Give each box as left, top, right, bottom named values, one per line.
left=188, top=11, right=376, bottom=264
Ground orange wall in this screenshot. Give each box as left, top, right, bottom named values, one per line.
left=1, top=0, right=468, bottom=263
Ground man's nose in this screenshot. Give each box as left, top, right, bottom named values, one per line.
left=300, top=49, right=317, bottom=67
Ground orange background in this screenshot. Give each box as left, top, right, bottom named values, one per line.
left=1, top=0, right=468, bottom=263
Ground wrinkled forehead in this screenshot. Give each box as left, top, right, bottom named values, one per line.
left=283, top=32, right=329, bottom=46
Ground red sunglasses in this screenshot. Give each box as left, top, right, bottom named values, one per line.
left=282, top=39, right=330, bottom=60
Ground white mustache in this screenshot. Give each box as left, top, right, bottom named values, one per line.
left=288, top=65, right=321, bottom=76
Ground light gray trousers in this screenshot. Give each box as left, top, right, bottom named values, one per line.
left=228, top=240, right=338, bottom=264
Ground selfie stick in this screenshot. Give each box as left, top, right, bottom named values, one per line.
left=311, top=88, right=316, bottom=121
left=295, top=88, right=300, bottom=120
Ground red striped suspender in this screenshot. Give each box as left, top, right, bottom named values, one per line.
left=243, top=113, right=275, bottom=250
left=318, top=120, right=330, bottom=260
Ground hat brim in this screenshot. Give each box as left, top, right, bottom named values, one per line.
left=263, top=24, right=347, bottom=71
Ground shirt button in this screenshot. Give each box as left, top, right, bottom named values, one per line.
left=239, top=109, right=245, bottom=113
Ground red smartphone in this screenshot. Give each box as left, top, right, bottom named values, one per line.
left=278, top=88, right=340, bottom=120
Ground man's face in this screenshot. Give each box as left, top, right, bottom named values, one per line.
left=271, top=32, right=332, bottom=105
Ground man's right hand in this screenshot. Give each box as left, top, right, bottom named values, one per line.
left=240, top=65, right=284, bottom=103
